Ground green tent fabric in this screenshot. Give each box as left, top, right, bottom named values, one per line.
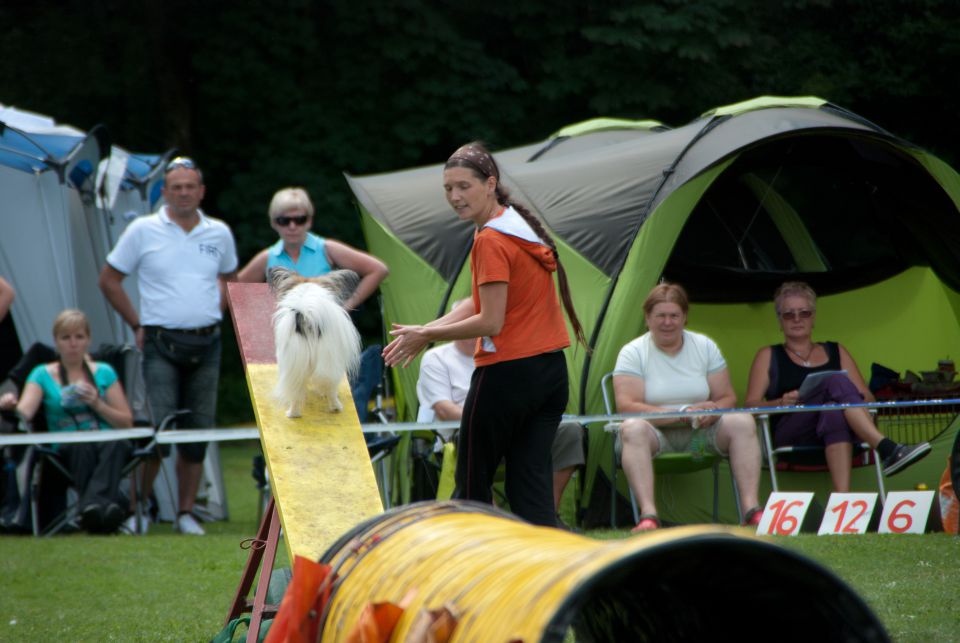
left=346, top=97, right=960, bottom=521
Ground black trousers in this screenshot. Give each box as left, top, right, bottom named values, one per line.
left=59, top=439, right=133, bottom=508
left=453, top=351, right=568, bottom=527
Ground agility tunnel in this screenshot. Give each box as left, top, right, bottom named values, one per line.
left=315, top=501, right=888, bottom=642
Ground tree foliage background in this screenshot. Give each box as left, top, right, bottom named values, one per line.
left=3, top=0, right=959, bottom=421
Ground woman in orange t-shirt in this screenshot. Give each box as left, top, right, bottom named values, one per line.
left=383, top=142, right=586, bottom=526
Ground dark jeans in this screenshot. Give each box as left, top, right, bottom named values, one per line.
left=453, top=351, right=568, bottom=527
left=143, top=327, right=221, bottom=463
left=350, top=345, right=383, bottom=423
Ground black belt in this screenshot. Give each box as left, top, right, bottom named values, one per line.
left=145, top=324, right=219, bottom=336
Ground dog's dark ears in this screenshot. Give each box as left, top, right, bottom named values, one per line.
left=268, top=267, right=360, bottom=306
left=268, top=267, right=298, bottom=295
left=319, top=269, right=361, bottom=305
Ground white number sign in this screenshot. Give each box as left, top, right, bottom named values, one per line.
left=817, top=493, right=878, bottom=535
left=757, top=492, right=814, bottom=536
left=878, top=491, right=935, bottom=534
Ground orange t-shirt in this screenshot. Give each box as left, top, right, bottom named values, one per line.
left=470, top=226, right=570, bottom=366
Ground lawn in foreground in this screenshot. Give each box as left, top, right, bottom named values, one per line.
left=1, top=441, right=957, bottom=641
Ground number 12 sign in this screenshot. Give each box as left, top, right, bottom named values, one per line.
left=756, top=492, right=814, bottom=536
left=818, top=493, right=878, bottom=535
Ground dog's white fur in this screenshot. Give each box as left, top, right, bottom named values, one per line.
left=271, top=268, right=362, bottom=418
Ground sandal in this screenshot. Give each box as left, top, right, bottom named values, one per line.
left=742, top=505, right=764, bottom=527
left=631, top=514, right=661, bottom=533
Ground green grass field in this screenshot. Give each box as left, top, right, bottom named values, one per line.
left=1, top=440, right=957, bottom=642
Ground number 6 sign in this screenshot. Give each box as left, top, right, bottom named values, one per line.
left=756, top=492, right=814, bottom=536
left=817, top=493, right=878, bottom=535
left=878, top=491, right=935, bottom=534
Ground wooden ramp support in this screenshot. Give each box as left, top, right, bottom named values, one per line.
left=224, top=283, right=383, bottom=637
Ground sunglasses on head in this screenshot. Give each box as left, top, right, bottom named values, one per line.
left=780, top=309, right=814, bottom=321
left=274, top=214, right=309, bottom=227
left=165, top=156, right=198, bottom=173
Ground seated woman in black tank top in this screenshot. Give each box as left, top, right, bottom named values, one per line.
left=745, top=281, right=930, bottom=491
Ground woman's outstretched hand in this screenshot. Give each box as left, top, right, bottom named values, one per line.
left=382, top=323, right=430, bottom=367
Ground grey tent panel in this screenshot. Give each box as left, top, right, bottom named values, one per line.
left=345, top=127, right=663, bottom=280
left=347, top=103, right=957, bottom=292
left=649, top=107, right=880, bottom=215
left=506, top=130, right=694, bottom=276
left=346, top=165, right=475, bottom=282
left=530, top=128, right=666, bottom=162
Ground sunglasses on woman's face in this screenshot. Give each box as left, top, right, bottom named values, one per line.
left=274, top=215, right=309, bottom=227
left=780, top=309, right=814, bottom=321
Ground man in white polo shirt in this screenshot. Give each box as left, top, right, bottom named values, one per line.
left=99, top=157, right=238, bottom=535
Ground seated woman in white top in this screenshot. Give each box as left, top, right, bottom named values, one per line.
left=613, top=283, right=762, bottom=532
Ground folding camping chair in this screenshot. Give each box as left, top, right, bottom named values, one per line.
left=758, top=411, right=886, bottom=503
left=600, top=372, right=739, bottom=527
left=365, top=361, right=403, bottom=508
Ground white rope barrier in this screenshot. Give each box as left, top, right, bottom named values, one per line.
left=155, top=427, right=259, bottom=444
left=571, top=396, right=960, bottom=427
left=0, top=427, right=154, bottom=446
left=3, top=397, right=956, bottom=446
left=362, top=397, right=960, bottom=433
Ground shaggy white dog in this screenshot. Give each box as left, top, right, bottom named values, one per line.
left=270, top=267, right=362, bottom=418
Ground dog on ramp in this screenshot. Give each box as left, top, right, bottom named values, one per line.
left=270, top=267, right=362, bottom=418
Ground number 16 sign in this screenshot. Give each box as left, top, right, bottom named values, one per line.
left=756, top=492, right=814, bottom=536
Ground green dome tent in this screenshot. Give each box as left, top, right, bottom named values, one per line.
left=346, top=96, right=960, bottom=524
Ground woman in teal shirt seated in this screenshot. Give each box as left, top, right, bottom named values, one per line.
left=15, top=309, right=133, bottom=533
left=237, top=187, right=388, bottom=310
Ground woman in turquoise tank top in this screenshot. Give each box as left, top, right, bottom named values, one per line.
left=13, top=309, right=134, bottom=533
left=237, top=187, right=388, bottom=311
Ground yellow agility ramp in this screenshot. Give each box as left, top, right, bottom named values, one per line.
left=228, top=283, right=382, bottom=561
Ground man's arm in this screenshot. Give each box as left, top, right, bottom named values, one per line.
left=219, top=270, right=238, bottom=312
left=98, top=265, right=144, bottom=348
left=0, top=277, right=14, bottom=321
left=417, top=349, right=466, bottom=422
left=432, top=400, right=463, bottom=421
left=99, top=265, right=138, bottom=328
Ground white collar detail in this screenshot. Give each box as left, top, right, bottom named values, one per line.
left=483, top=206, right=543, bottom=245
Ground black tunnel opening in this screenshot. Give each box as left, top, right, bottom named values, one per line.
left=546, top=535, right=888, bottom=643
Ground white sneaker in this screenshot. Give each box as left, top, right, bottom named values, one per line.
left=175, top=512, right=206, bottom=536
left=120, top=513, right=151, bottom=535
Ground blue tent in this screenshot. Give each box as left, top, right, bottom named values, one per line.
left=0, top=104, right=171, bottom=353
